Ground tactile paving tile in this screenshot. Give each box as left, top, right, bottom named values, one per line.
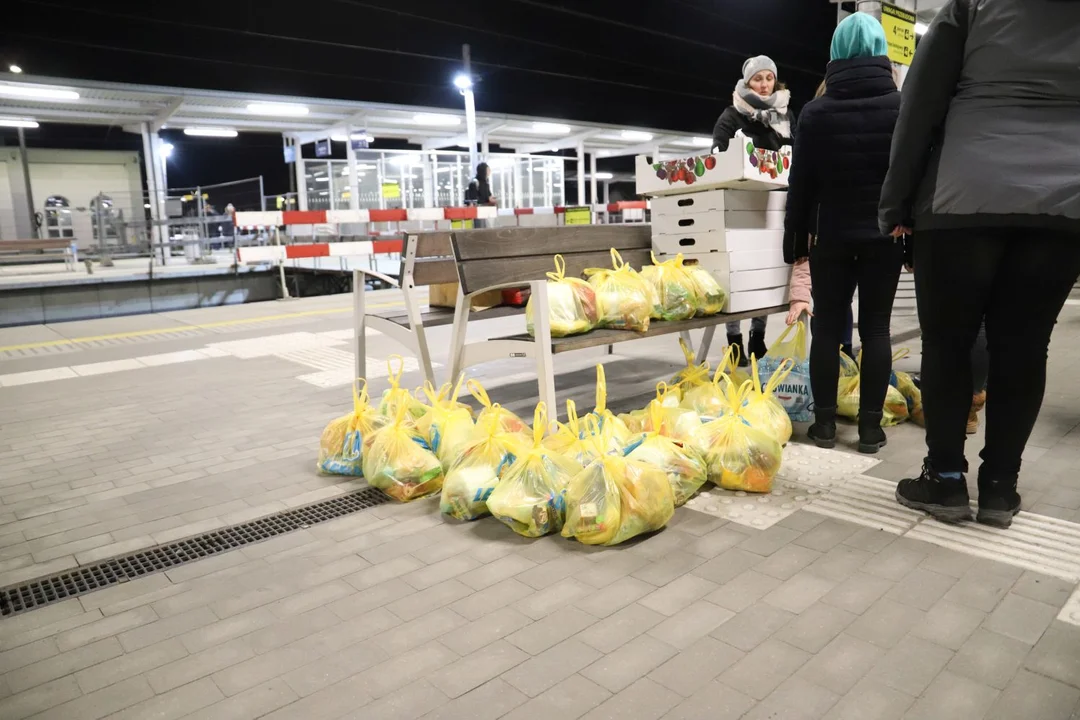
left=206, top=332, right=347, bottom=358
left=685, top=443, right=882, bottom=530
left=803, top=474, right=923, bottom=535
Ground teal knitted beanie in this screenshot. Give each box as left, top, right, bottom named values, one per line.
left=830, top=13, right=889, bottom=61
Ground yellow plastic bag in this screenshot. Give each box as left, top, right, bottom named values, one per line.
left=686, top=264, right=727, bottom=316
left=582, top=364, right=632, bottom=452
left=839, top=350, right=912, bottom=427
left=626, top=403, right=708, bottom=507
left=642, top=382, right=702, bottom=442
left=839, top=349, right=860, bottom=378
left=585, top=249, right=651, bottom=332
left=487, top=404, right=580, bottom=537
left=562, top=419, right=675, bottom=545
left=440, top=414, right=528, bottom=521
left=468, top=379, right=530, bottom=435
left=743, top=358, right=795, bottom=445
left=670, top=337, right=712, bottom=401
left=682, top=346, right=742, bottom=418
left=543, top=399, right=596, bottom=466
left=526, top=254, right=599, bottom=338
left=362, top=404, right=444, bottom=502
left=414, top=375, right=475, bottom=469
left=896, top=371, right=923, bottom=426
left=837, top=376, right=910, bottom=426
left=691, top=380, right=783, bottom=493
left=378, top=355, right=429, bottom=420
left=318, top=380, right=388, bottom=476
left=640, top=252, right=699, bottom=322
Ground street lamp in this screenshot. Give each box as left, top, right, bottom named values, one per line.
left=458, top=45, right=479, bottom=174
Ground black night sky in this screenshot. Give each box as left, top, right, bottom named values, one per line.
left=2, top=0, right=838, bottom=196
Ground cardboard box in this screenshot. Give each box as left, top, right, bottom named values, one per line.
left=725, top=210, right=786, bottom=230
left=428, top=282, right=504, bottom=310
left=652, top=231, right=726, bottom=256
left=652, top=210, right=725, bottom=237
left=650, top=189, right=787, bottom=215
left=729, top=248, right=786, bottom=271
left=636, top=140, right=792, bottom=196
left=652, top=228, right=781, bottom=256
left=729, top=267, right=792, bottom=293
left=726, top=286, right=789, bottom=313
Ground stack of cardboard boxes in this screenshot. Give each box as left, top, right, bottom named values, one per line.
left=636, top=137, right=793, bottom=313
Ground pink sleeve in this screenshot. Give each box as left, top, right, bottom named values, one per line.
left=788, top=261, right=812, bottom=304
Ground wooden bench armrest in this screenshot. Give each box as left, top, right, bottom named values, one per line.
left=353, top=267, right=400, bottom=288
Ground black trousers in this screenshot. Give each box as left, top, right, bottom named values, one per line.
left=915, top=227, right=1080, bottom=479
left=810, top=239, right=904, bottom=413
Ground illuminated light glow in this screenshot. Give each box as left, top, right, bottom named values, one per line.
left=0, top=84, right=79, bottom=100
left=183, top=127, right=238, bottom=137
left=246, top=102, right=309, bottom=116
left=412, top=113, right=461, bottom=127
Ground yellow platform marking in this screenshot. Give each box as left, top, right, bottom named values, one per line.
left=0, top=301, right=404, bottom=353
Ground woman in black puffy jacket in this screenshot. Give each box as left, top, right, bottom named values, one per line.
left=712, top=55, right=796, bottom=364
left=783, top=13, right=901, bottom=454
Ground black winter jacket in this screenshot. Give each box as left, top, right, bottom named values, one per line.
left=783, top=57, right=900, bottom=263
left=711, top=106, right=794, bottom=153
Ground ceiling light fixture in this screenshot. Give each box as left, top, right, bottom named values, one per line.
left=673, top=136, right=714, bottom=148
left=8, top=65, right=23, bottom=74
left=530, top=122, right=571, bottom=134
left=0, top=117, right=39, bottom=128
left=246, top=102, right=309, bottom=116
left=412, top=113, right=461, bottom=127
left=183, top=127, right=238, bottom=137
left=0, top=84, right=79, bottom=101
left=621, top=130, right=654, bottom=142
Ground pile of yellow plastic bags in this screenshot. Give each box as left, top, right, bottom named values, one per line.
left=317, top=343, right=799, bottom=546
left=527, top=250, right=729, bottom=340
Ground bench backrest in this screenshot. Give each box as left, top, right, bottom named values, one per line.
left=404, top=225, right=652, bottom=294
left=0, top=240, right=74, bottom=252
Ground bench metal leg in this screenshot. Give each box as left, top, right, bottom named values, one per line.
left=696, top=326, right=717, bottom=366
left=402, top=280, right=435, bottom=388
left=353, top=269, right=367, bottom=382
left=531, top=280, right=557, bottom=419
left=448, top=285, right=471, bottom=384
left=679, top=331, right=694, bottom=358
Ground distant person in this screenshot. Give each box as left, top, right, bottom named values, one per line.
left=464, top=162, right=496, bottom=207
left=784, top=13, right=901, bottom=453
left=712, top=55, right=796, bottom=365
left=880, top=0, right=1080, bottom=528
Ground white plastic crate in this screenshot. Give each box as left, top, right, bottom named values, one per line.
left=636, top=139, right=792, bottom=196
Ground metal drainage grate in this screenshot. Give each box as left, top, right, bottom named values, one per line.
left=0, top=486, right=392, bottom=617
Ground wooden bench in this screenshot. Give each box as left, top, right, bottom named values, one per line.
left=0, top=239, right=79, bottom=270
left=354, top=225, right=785, bottom=411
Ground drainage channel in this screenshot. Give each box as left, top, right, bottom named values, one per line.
left=0, top=486, right=393, bottom=617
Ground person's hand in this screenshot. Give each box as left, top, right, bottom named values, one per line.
left=794, top=257, right=809, bottom=265
left=890, top=225, right=912, bottom=238
left=787, top=302, right=811, bottom=325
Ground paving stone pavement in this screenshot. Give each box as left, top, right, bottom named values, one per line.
left=1, top=296, right=1080, bottom=718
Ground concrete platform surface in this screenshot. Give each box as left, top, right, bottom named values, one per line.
left=1, top=293, right=1079, bottom=719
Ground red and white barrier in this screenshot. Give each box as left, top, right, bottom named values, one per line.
left=233, top=206, right=499, bottom=228
left=237, top=238, right=403, bottom=264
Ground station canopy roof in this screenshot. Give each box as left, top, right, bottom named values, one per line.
left=0, top=74, right=713, bottom=159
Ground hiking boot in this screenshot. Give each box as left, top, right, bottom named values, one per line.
left=967, top=391, right=987, bottom=435
left=977, top=473, right=1021, bottom=529
left=858, top=410, right=888, bottom=454
left=896, top=462, right=973, bottom=523
left=748, top=330, right=768, bottom=364
left=808, top=406, right=837, bottom=449
left=728, top=334, right=749, bottom=368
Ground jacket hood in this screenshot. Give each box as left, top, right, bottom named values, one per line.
left=824, top=56, right=896, bottom=99
left=830, top=13, right=889, bottom=61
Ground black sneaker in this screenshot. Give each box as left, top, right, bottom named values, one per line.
left=728, top=334, right=749, bottom=368
left=748, top=330, right=768, bottom=365
left=896, top=463, right=973, bottom=523
left=808, top=407, right=837, bottom=449
left=977, top=477, right=1022, bottom=529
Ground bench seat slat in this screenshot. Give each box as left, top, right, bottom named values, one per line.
left=452, top=225, right=651, bottom=261
left=493, top=305, right=789, bottom=353
left=457, top=248, right=652, bottom=296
